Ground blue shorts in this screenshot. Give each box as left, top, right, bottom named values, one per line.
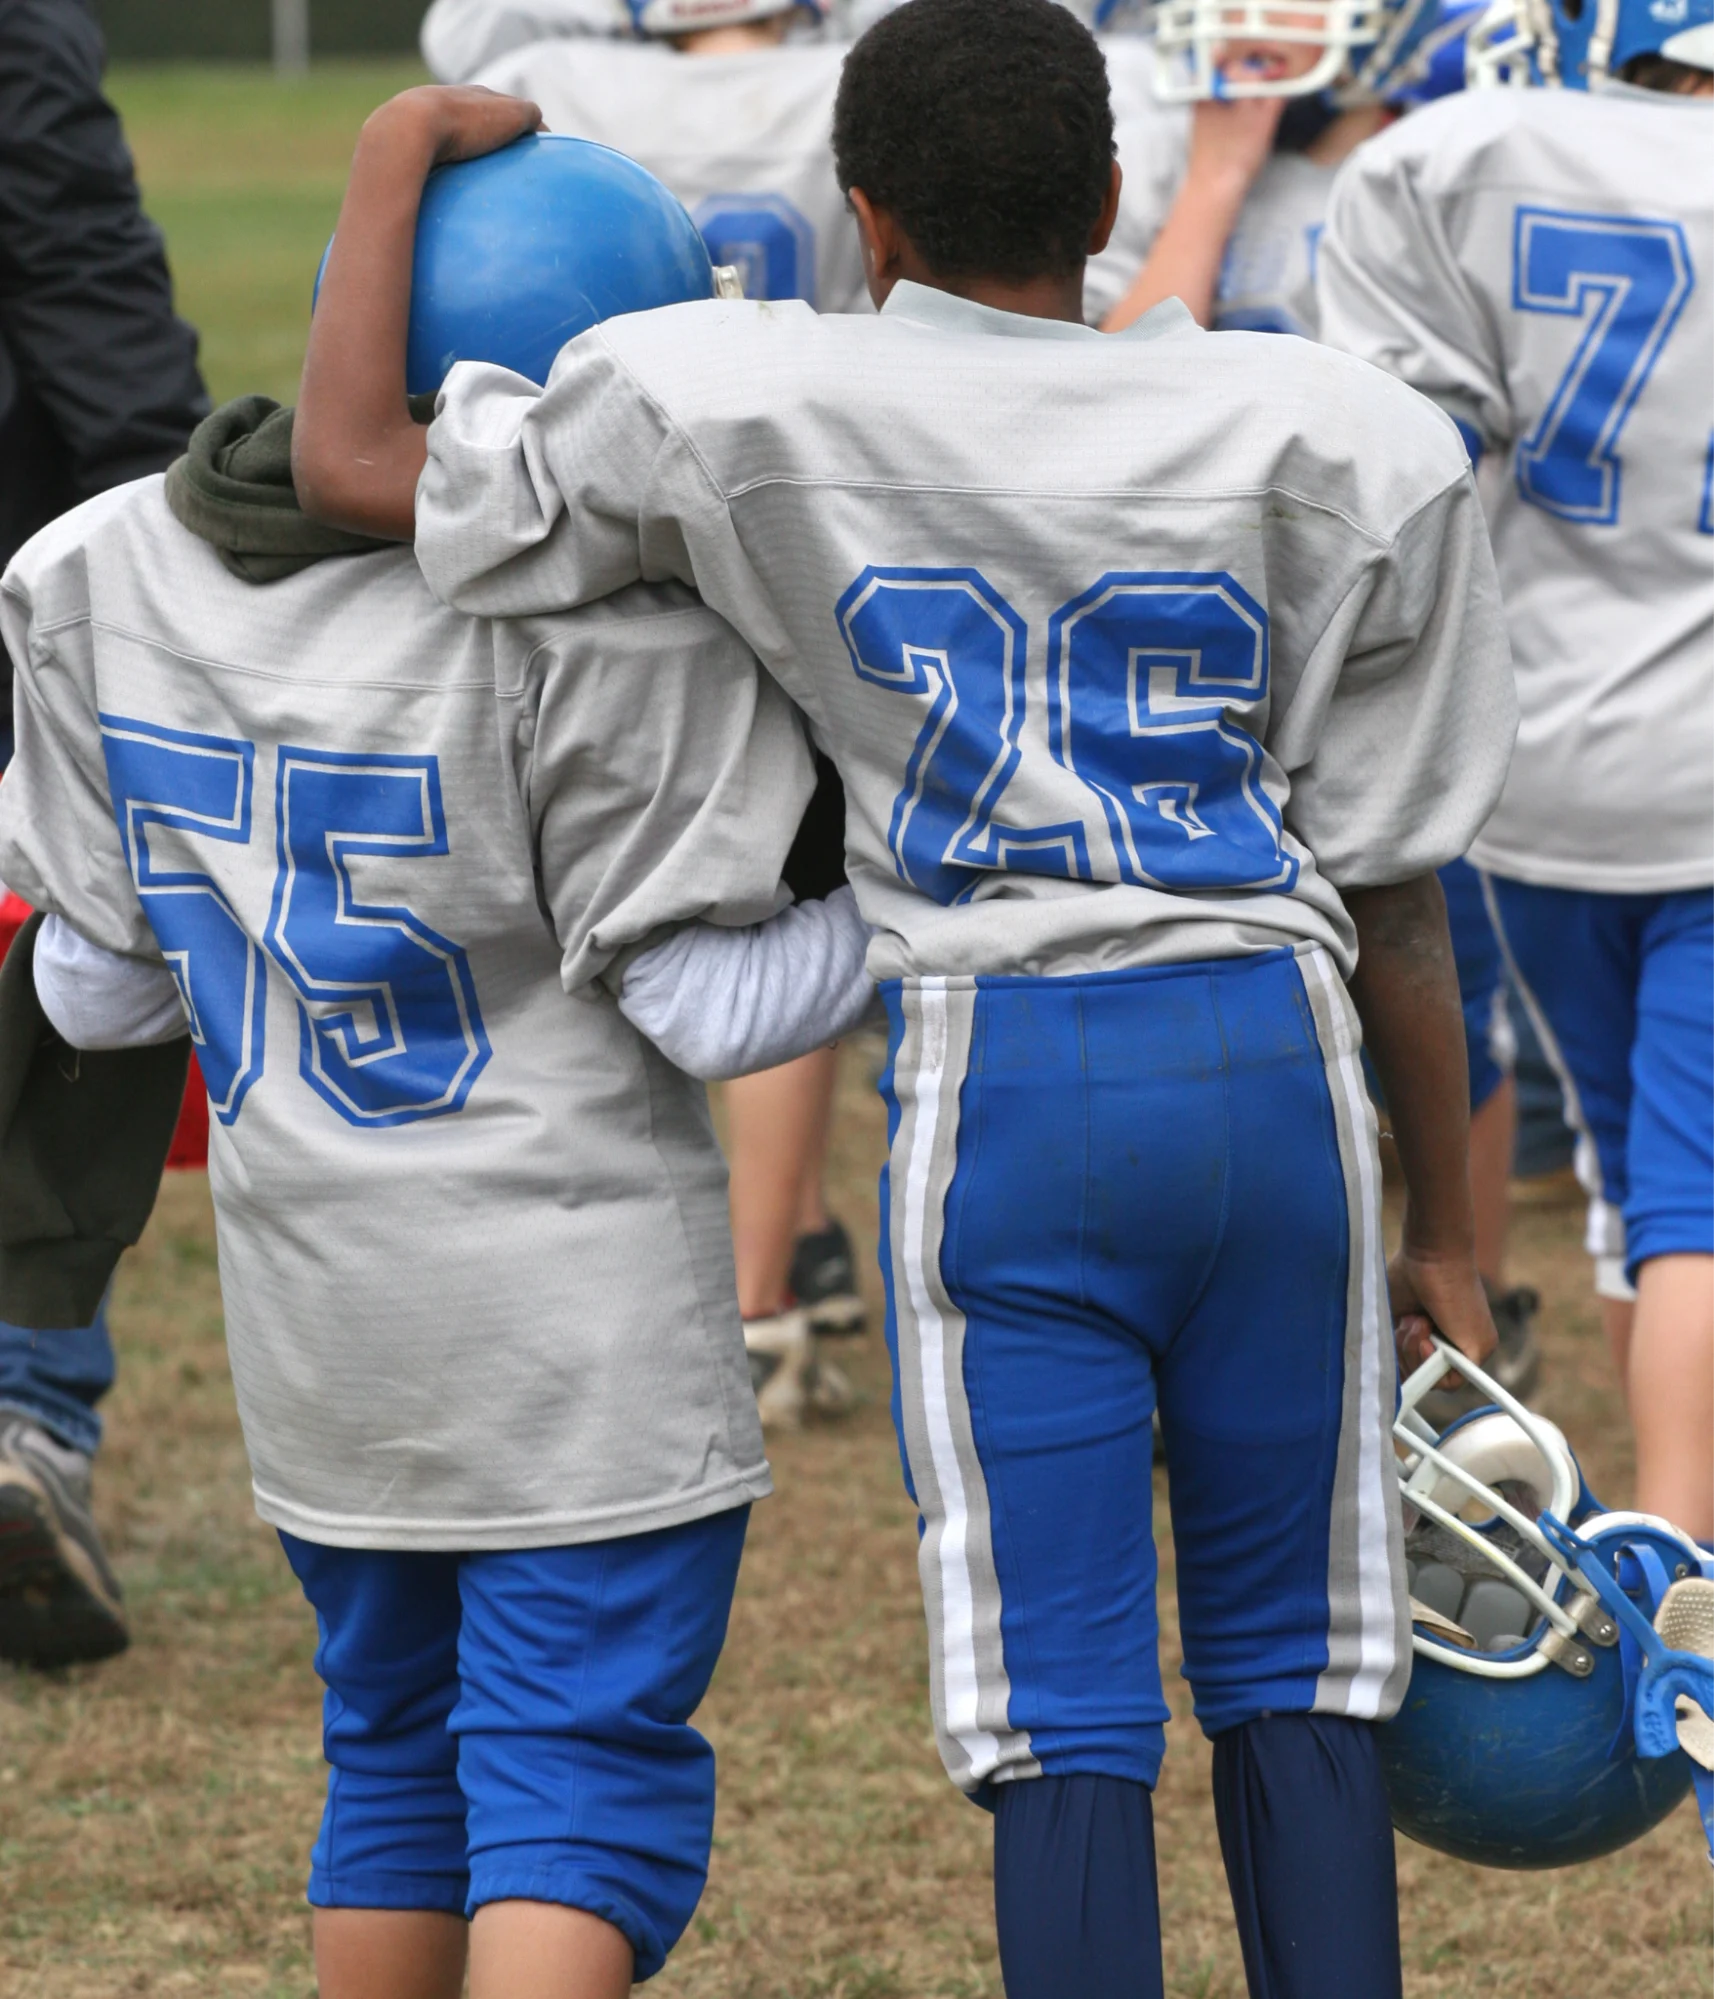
left=1440, top=858, right=1512, bottom=1112
left=1484, top=877, right=1714, bottom=1287
left=279, top=1506, right=748, bottom=1980
left=877, top=947, right=1409, bottom=1798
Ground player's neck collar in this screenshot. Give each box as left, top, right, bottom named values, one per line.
left=880, top=279, right=1196, bottom=343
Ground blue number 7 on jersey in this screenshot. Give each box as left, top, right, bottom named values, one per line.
left=1513, top=207, right=1693, bottom=526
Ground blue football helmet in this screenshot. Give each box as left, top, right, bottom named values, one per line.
left=1380, top=1341, right=1714, bottom=1869
left=1149, top=0, right=1449, bottom=101
left=1466, top=0, right=1714, bottom=85
left=316, top=135, right=725, bottom=397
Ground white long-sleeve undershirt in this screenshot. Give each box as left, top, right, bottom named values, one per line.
left=33, top=890, right=877, bottom=1082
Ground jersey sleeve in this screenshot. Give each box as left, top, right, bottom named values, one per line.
left=420, top=0, right=629, bottom=81
left=0, top=521, right=159, bottom=960
left=418, top=330, right=722, bottom=621
left=1272, top=469, right=1517, bottom=889
left=519, top=591, right=815, bottom=993
left=1317, top=135, right=1511, bottom=464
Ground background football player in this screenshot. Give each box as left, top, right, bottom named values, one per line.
left=1319, top=0, right=1714, bottom=1542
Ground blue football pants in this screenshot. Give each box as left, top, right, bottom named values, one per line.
left=1485, top=878, right=1713, bottom=1283
left=878, top=948, right=1408, bottom=1995
left=280, top=1506, right=747, bottom=1981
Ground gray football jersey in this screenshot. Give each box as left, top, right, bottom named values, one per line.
left=421, top=0, right=630, bottom=79
left=1215, top=152, right=1334, bottom=338
left=416, top=282, right=1515, bottom=984
left=0, top=477, right=813, bottom=1550
left=1320, top=86, right=1714, bottom=893
left=474, top=39, right=867, bottom=313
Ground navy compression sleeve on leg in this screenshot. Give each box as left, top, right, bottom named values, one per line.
left=1211, top=1714, right=1403, bottom=1999
left=992, top=1773, right=1164, bottom=1999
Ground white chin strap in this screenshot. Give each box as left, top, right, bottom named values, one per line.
left=1658, top=1579, right=1714, bottom=1770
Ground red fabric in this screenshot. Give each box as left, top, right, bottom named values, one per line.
left=0, top=894, right=208, bottom=1169
left=166, top=1051, right=209, bottom=1169
left=0, top=891, right=31, bottom=960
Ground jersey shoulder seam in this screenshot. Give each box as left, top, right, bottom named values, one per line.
left=83, top=615, right=500, bottom=694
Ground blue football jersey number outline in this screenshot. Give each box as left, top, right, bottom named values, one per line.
left=1700, top=433, right=1714, bottom=537
left=839, top=566, right=1292, bottom=907
left=1048, top=572, right=1296, bottom=893
left=99, top=715, right=267, bottom=1125
left=1513, top=207, right=1694, bottom=526
left=692, top=192, right=816, bottom=305
left=265, top=749, right=491, bottom=1128
left=837, top=566, right=1091, bottom=904
left=101, top=715, right=490, bottom=1129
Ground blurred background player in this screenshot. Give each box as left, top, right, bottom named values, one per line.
left=0, top=0, right=207, bottom=1668
left=1096, top=0, right=1539, bottom=1422
left=1319, top=0, right=1714, bottom=1539
left=468, top=0, right=874, bottom=1420
left=427, top=0, right=1192, bottom=332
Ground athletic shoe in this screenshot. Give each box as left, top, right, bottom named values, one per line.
left=0, top=1416, right=129, bottom=1668
left=1420, top=1283, right=1544, bottom=1429
left=789, top=1218, right=866, bottom=1338
left=805, top=1348, right=855, bottom=1418
left=744, top=1308, right=813, bottom=1431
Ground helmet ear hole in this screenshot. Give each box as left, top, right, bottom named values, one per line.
left=1560, top=0, right=1583, bottom=20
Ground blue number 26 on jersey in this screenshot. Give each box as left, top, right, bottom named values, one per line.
left=101, top=716, right=490, bottom=1129
left=837, top=566, right=1296, bottom=906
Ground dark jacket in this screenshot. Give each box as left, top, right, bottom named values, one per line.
left=0, top=0, right=207, bottom=720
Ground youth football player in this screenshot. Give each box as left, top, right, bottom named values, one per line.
left=0, top=210, right=874, bottom=1996
left=1318, top=0, right=1714, bottom=1540
left=293, top=10, right=1509, bottom=1991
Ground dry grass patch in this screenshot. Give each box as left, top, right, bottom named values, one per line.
left=2, top=1062, right=1707, bottom=1996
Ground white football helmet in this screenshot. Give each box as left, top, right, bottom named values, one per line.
left=1149, top=0, right=1444, bottom=100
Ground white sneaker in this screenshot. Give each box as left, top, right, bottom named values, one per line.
left=744, top=1308, right=812, bottom=1431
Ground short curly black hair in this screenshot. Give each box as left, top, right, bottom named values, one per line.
left=832, top=0, right=1115, bottom=285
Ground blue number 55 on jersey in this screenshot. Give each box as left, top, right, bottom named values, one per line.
left=101, top=716, right=490, bottom=1129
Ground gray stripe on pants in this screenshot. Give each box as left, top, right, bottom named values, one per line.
left=1296, top=947, right=1411, bottom=1721
left=887, top=975, right=1038, bottom=1792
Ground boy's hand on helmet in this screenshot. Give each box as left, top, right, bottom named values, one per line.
left=363, top=84, right=544, bottom=167
left=1389, top=1247, right=1497, bottom=1380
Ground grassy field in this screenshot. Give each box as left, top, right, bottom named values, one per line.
left=110, top=63, right=429, bottom=405
left=1, top=57, right=1707, bottom=1999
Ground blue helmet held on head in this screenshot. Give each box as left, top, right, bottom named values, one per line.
left=1379, top=1341, right=1714, bottom=1870
left=1148, top=0, right=1453, bottom=102
left=1466, top=0, right=1714, bottom=86
left=1388, top=0, right=1485, bottom=99
left=316, top=134, right=726, bottom=397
